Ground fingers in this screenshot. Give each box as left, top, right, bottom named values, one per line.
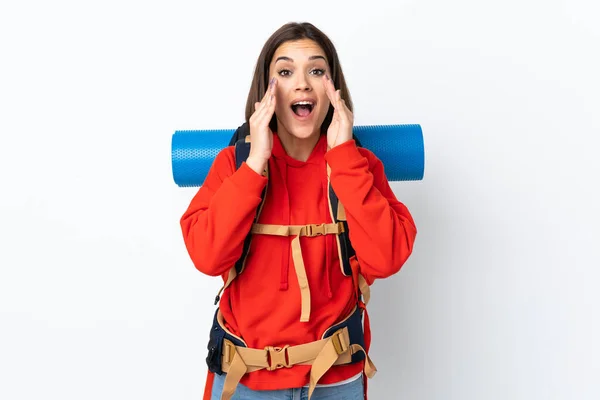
left=322, top=75, right=340, bottom=125
left=322, top=75, right=352, bottom=123
left=256, top=79, right=276, bottom=118
left=250, top=78, right=277, bottom=130
left=261, top=78, right=275, bottom=102
left=254, top=78, right=277, bottom=113
left=322, top=75, right=337, bottom=106
left=322, top=75, right=343, bottom=111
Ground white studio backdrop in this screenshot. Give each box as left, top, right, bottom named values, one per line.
left=1, top=1, right=599, bottom=399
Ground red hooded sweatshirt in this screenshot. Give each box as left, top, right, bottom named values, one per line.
left=181, top=133, right=416, bottom=393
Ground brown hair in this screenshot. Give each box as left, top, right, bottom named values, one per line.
left=244, top=22, right=353, bottom=133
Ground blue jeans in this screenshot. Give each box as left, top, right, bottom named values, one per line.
left=211, top=373, right=364, bottom=400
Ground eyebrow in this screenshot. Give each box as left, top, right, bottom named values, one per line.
left=275, top=55, right=327, bottom=63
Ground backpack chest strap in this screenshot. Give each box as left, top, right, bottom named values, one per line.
left=251, top=222, right=345, bottom=237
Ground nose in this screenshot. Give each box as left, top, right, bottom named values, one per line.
left=295, top=72, right=312, bottom=92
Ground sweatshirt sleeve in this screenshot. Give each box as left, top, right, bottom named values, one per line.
left=324, top=140, right=417, bottom=284
left=180, top=147, right=268, bottom=277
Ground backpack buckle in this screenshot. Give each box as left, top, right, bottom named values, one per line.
left=331, top=330, right=348, bottom=355
left=306, top=223, right=325, bottom=237
left=223, top=339, right=236, bottom=364
left=265, top=345, right=291, bottom=370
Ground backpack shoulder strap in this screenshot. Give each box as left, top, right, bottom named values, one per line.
left=326, top=135, right=371, bottom=306
left=327, top=167, right=355, bottom=277
left=229, top=122, right=250, bottom=146
left=233, top=134, right=268, bottom=275
left=214, top=125, right=268, bottom=305
left=235, top=134, right=251, bottom=170
left=326, top=134, right=363, bottom=276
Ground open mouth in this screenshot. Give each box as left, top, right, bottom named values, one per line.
left=291, top=101, right=314, bottom=118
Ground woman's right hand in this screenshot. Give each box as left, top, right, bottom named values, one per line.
left=246, top=78, right=277, bottom=174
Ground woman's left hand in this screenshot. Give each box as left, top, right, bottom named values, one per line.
left=323, top=74, right=354, bottom=149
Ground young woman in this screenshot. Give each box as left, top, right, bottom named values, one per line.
left=180, top=22, right=417, bottom=400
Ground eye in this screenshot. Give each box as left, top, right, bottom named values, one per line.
left=278, top=69, right=292, bottom=77
left=310, top=68, right=325, bottom=76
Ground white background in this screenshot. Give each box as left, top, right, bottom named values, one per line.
left=1, top=1, right=599, bottom=399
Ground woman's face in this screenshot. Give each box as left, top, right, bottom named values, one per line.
left=268, top=39, right=331, bottom=140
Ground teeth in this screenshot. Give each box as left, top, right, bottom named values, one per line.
left=293, top=101, right=314, bottom=106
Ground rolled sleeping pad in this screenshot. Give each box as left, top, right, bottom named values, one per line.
left=172, top=124, right=424, bottom=187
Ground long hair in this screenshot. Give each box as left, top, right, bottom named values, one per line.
left=245, top=22, right=352, bottom=133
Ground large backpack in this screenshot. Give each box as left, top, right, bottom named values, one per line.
left=205, top=122, right=375, bottom=400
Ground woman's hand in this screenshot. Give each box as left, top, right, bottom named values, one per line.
left=247, top=78, right=277, bottom=174
left=323, top=75, right=353, bottom=149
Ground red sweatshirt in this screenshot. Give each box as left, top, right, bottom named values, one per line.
left=180, top=133, right=416, bottom=391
